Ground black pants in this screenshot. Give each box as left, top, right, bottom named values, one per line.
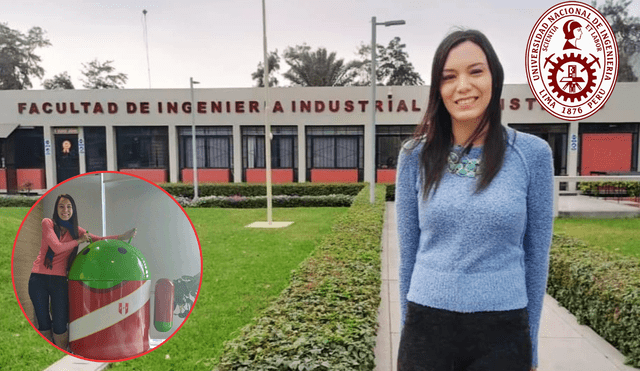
left=28, top=273, right=69, bottom=335
left=398, top=301, right=532, bottom=371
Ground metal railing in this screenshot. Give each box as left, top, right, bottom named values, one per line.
left=553, top=176, right=640, bottom=217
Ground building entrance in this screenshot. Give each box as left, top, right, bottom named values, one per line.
left=55, top=132, right=79, bottom=184
left=508, top=124, right=568, bottom=176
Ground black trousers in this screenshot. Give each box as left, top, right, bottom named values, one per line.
left=28, top=273, right=69, bottom=335
left=397, top=301, right=532, bottom=371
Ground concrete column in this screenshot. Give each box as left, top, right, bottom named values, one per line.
left=43, top=126, right=55, bottom=190
left=297, top=124, right=306, bottom=183
left=233, top=124, right=242, bottom=183
left=106, top=125, right=117, bottom=171
left=567, top=121, right=580, bottom=191
left=364, top=122, right=374, bottom=186
left=637, top=131, right=640, bottom=172
left=168, top=125, right=178, bottom=183
left=78, top=126, right=86, bottom=175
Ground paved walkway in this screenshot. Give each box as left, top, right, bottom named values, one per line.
left=374, top=201, right=638, bottom=371
left=44, top=339, right=163, bottom=371
left=558, top=194, right=640, bottom=218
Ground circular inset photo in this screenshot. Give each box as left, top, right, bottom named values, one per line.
left=11, top=171, right=202, bottom=362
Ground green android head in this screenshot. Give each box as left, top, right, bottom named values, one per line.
left=68, top=239, right=150, bottom=289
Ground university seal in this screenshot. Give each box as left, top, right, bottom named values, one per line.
left=526, top=1, right=618, bottom=120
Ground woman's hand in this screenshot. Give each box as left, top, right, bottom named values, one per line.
left=119, top=228, right=137, bottom=242
left=77, top=232, right=92, bottom=244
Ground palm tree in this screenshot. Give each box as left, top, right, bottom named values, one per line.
left=282, top=45, right=363, bottom=86
left=251, top=50, right=281, bottom=87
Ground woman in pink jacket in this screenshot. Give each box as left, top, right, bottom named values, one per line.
left=29, top=194, right=135, bottom=350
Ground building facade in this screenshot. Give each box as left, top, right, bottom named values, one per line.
left=1, top=84, right=638, bottom=192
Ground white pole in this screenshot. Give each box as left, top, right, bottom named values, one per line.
left=370, top=16, right=377, bottom=204
left=369, top=18, right=405, bottom=203
left=142, top=10, right=151, bottom=89
left=262, top=0, right=273, bottom=224
left=101, top=173, right=106, bottom=236
left=190, top=77, right=199, bottom=200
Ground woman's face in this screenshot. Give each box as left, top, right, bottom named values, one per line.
left=440, top=41, right=492, bottom=129
left=57, top=197, right=73, bottom=221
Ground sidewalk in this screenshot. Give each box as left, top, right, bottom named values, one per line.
left=44, top=339, right=163, bottom=371
left=374, top=201, right=638, bottom=371
left=558, top=194, right=640, bottom=218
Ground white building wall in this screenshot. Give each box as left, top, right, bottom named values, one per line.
left=1, top=83, right=639, bottom=189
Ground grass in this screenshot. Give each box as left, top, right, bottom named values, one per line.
left=109, top=207, right=347, bottom=370
left=554, top=218, right=640, bottom=259
left=1, top=207, right=65, bottom=371
left=1, top=207, right=347, bottom=371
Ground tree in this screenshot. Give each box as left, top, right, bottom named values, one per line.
left=594, top=0, right=640, bottom=81
left=80, top=59, right=128, bottom=89
left=282, top=45, right=363, bottom=86
left=0, top=23, right=51, bottom=90
left=43, top=72, right=75, bottom=90
left=353, top=36, right=424, bottom=86
left=252, top=50, right=281, bottom=87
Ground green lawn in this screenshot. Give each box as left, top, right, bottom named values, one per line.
left=1, top=207, right=64, bottom=371
left=110, top=207, right=347, bottom=370
left=1, top=207, right=347, bottom=370
left=554, top=218, right=640, bottom=259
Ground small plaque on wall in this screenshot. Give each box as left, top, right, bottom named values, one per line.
left=53, top=128, right=79, bottom=134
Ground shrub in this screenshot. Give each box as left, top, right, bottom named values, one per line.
left=547, top=234, right=640, bottom=367
left=579, top=181, right=640, bottom=197
left=215, top=185, right=387, bottom=370
left=385, top=184, right=395, bottom=201
left=176, top=194, right=354, bottom=208
left=160, top=183, right=365, bottom=198
left=0, top=196, right=38, bottom=207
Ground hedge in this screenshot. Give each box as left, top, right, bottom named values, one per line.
left=160, top=183, right=365, bottom=198
left=579, top=181, right=640, bottom=197
left=176, top=194, right=355, bottom=208
left=385, top=184, right=395, bottom=202
left=0, top=196, right=38, bottom=208
left=215, top=184, right=386, bottom=371
left=547, top=234, right=640, bottom=367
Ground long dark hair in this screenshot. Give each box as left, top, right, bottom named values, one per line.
left=46, top=194, right=80, bottom=273
left=412, top=29, right=506, bottom=196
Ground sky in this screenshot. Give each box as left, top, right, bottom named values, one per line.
left=4, top=0, right=640, bottom=90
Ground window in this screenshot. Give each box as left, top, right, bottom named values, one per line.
left=178, top=127, right=233, bottom=169
left=376, top=125, right=415, bottom=169
left=509, top=123, right=570, bottom=176
left=116, top=127, right=168, bottom=169
left=84, top=127, right=107, bottom=172
left=0, top=138, right=5, bottom=168
left=13, top=128, right=45, bottom=169
left=306, top=126, right=363, bottom=169
left=242, top=126, right=297, bottom=169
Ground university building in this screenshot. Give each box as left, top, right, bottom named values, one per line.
left=0, top=83, right=638, bottom=192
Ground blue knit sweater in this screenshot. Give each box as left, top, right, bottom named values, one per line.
left=395, top=127, right=554, bottom=368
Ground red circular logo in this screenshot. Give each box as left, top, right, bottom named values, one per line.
left=526, top=1, right=619, bottom=121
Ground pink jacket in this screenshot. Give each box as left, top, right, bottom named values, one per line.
left=31, top=218, right=120, bottom=277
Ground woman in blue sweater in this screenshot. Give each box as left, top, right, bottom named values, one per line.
left=395, top=30, right=554, bottom=371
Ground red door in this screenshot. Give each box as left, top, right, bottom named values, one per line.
left=581, top=133, right=632, bottom=175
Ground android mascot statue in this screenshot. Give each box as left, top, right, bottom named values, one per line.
left=68, top=238, right=172, bottom=360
